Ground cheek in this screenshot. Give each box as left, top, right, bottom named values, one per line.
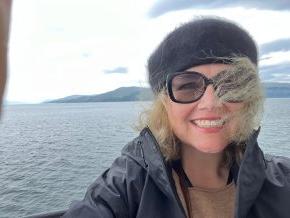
left=165, top=101, right=192, bottom=129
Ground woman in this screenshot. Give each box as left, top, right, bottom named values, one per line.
left=63, top=17, right=290, bottom=218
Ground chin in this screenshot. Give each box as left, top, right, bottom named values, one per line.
left=197, top=146, right=226, bottom=154
left=190, top=140, right=229, bottom=154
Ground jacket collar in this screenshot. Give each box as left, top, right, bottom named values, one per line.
left=122, top=127, right=187, bottom=217
left=234, top=128, right=267, bottom=217
left=138, top=127, right=177, bottom=199
left=121, top=127, right=176, bottom=197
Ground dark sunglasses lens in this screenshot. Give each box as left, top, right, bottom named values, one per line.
left=171, top=73, right=205, bottom=103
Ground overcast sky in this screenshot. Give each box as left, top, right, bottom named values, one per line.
left=6, top=0, right=290, bottom=103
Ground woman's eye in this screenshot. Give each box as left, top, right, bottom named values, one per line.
left=226, top=99, right=243, bottom=103
left=177, top=83, right=197, bottom=91
left=216, top=84, right=233, bottom=97
left=224, top=78, right=234, bottom=84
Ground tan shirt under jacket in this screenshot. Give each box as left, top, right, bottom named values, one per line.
left=172, top=169, right=236, bottom=218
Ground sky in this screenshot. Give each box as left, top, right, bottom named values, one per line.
left=6, top=0, right=290, bottom=103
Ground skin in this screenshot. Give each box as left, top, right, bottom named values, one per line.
left=0, top=0, right=12, bottom=112
left=164, top=63, right=244, bottom=188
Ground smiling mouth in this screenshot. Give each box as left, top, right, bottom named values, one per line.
left=191, top=119, right=226, bottom=128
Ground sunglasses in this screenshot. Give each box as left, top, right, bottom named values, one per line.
left=166, top=70, right=243, bottom=104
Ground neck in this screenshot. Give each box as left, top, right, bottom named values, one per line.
left=181, top=144, right=229, bottom=189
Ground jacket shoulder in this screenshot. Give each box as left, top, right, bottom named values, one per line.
left=121, top=128, right=149, bottom=168
left=264, top=154, right=290, bottom=184
left=254, top=154, right=290, bottom=217
left=63, top=133, right=148, bottom=218
left=265, top=154, right=290, bottom=170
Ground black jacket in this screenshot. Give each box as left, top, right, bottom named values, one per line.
left=63, top=127, right=290, bottom=218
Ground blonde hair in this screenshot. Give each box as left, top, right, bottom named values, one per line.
left=138, top=91, right=180, bottom=160
left=138, top=57, right=264, bottom=166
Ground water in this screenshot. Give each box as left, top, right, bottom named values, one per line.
left=0, top=99, right=290, bottom=217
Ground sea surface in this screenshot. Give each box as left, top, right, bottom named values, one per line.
left=0, top=99, right=290, bottom=218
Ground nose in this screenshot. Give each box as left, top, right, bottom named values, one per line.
left=196, top=85, right=221, bottom=110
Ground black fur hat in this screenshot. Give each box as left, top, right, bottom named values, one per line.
left=147, top=17, right=258, bottom=93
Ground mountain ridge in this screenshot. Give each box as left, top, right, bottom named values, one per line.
left=45, top=83, right=290, bottom=103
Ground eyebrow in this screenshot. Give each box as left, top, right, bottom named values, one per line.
left=211, top=69, right=230, bottom=80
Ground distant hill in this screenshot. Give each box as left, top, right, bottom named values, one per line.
left=263, top=82, right=290, bottom=98
left=45, top=87, right=153, bottom=103
left=45, top=83, right=290, bottom=103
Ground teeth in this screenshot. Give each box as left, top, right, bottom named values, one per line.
left=193, top=119, right=225, bottom=128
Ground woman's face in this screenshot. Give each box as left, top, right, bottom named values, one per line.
left=164, top=63, right=244, bottom=153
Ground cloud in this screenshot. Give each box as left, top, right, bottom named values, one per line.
left=103, top=67, right=128, bottom=74
left=260, top=61, right=290, bottom=81
left=259, top=38, right=290, bottom=56
left=148, top=0, right=290, bottom=17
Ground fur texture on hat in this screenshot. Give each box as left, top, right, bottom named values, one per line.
left=147, top=16, right=258, bottom=93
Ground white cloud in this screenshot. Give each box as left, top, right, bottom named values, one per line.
left=260, top=51, right=290, bottom=66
